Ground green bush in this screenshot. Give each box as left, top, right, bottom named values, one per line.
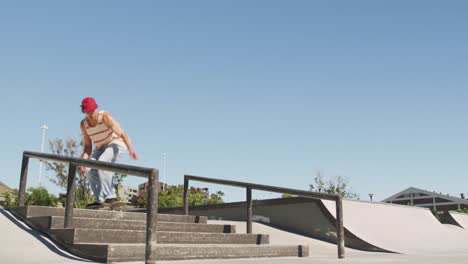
left=57, top=186, right=95, bottom=209
left=74, top=184, right=95, bottom=208
left=1, top=189, right=18, bottom=209
left=135, top=185, right=224, bottom=208
left=25, top=187, right=57, bottom=207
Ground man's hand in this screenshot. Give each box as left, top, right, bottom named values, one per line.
left=79, top=166, right=88, bottom=174
left=129, top=151, right=139, bottom=160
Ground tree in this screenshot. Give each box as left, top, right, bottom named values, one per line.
left=158, top=185, right=184, bottom=208
left=309, top=171, right=359, bottom=199
left=45, top=137, right=95, bottom=208
left=113, top=173, right=128, bottom=201
left=45, top=138, right=81, bottom=189
left=207, top=191, right=224, bottom=205
left=1, top=188, right=57, bottom=208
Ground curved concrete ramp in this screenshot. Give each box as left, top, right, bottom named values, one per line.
left=207, top=219, right=376, bottom=259
left=165, top=197, right=468, bottom=255
left=0, top=208, right=94, bottom=264
left=448, top=211, right=468, bottom=229
left=162, top=198, right=391, bottom=252
left=322, top=199, right=468, bottom=254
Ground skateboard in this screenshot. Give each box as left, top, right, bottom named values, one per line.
left=86, top=201, right=127, bottom=211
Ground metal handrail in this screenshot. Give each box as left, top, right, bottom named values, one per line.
left=18, top=151, right=159, bottom=264
left=183, top=174, right=345, bottom=259
left=24, top=151, right=154, bottom=177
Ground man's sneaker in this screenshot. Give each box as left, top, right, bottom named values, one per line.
left=86, top=201, right=104, bottom=209
left=105, top=198, right=127, bottom=210
left=104, top=198, right=118, bottom=204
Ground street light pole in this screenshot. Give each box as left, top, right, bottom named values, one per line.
left=162, top=152, right=166, bottom=191
left=38, top=125, right=48, bottom=187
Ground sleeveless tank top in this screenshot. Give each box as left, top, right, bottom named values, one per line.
left=83, top=111, right=125, bottom=149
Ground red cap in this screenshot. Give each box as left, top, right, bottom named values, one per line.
left=81, top=97, right=98, bottom=113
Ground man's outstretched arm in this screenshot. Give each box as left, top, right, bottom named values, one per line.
left=103, top=112, right=139, bottom=160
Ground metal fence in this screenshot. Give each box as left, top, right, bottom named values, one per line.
left=183, top=174, right=345, bottom=259
left=17, top=151, right=159, bottom=264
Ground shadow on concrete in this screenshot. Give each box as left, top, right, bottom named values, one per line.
left=0, top=208, right=94, bottom=263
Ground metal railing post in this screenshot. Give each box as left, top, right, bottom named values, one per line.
left=246, top=187, right=252, bottom=234
left=19, top=151, right=161, bottom=262
left=184, top=174, right=346, bottom=259
left=145, top=169, right=159, bottom=264
left=18, top=154, right=30, bottom=207
left=183, top=178, right=189, bottom=215
left=336, top=196, right=345, bottom=259
left=64, top=163, right=77, bottom=228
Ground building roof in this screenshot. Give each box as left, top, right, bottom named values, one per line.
left=0, top=181, right=13, bottom=194
left=381, top=186, right=468, bottom=204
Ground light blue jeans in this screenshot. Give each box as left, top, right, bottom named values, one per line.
left=88, top=143, right=126, bottom=203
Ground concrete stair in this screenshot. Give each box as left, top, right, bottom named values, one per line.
left=76, top=244, right=308, bottom=262
left=11, top=206, right=308, bottom=262
left=50, top=228, right=269, bottom=244
left=30, top=216, right=235, bottom=233
left=13, top=205, right=207, bottom=222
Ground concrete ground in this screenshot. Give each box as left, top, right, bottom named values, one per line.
left=0, top=208, right=96, bottom=264
left=152, top=220, right=467, bottom=264
left=1, top=208, right=467, bottom=264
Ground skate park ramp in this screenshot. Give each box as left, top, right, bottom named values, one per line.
left=0, top=208, right=96, bottom=264
left=207, top=219, right=380, bottom=259
left=322, top=199, right=468, bottom=254
left=162, top=197, right=468, bottom=255
left=448, top=211, right=468, bottom=229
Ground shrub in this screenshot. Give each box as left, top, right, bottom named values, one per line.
left=1, top=189, right=18, bottom=209
left=25, top=187, right=57, bottom=207
left=134, top=185, right=224, bottom=208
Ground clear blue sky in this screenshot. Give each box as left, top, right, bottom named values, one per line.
left=1, top=1, right=468, bottom=202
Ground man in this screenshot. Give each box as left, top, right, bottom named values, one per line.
left=79, top=97, right=138, bottom=208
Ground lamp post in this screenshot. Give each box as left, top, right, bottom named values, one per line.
left=368, top=193, right=374, bottom=202
left=38, top=125, right=48, bottom=186
left=162, top=152, right=166, bottom=191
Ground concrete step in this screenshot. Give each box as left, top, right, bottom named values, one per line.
left=74, top=243, right=308, bottom=262
left=12, top=206, right=207, bottom=223
left=51, top=228, right=269, bottom=245
left=30, top=216, right=235, bottom=233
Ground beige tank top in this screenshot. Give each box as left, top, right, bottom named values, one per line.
left=83, top=111, right=125, bottom=149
